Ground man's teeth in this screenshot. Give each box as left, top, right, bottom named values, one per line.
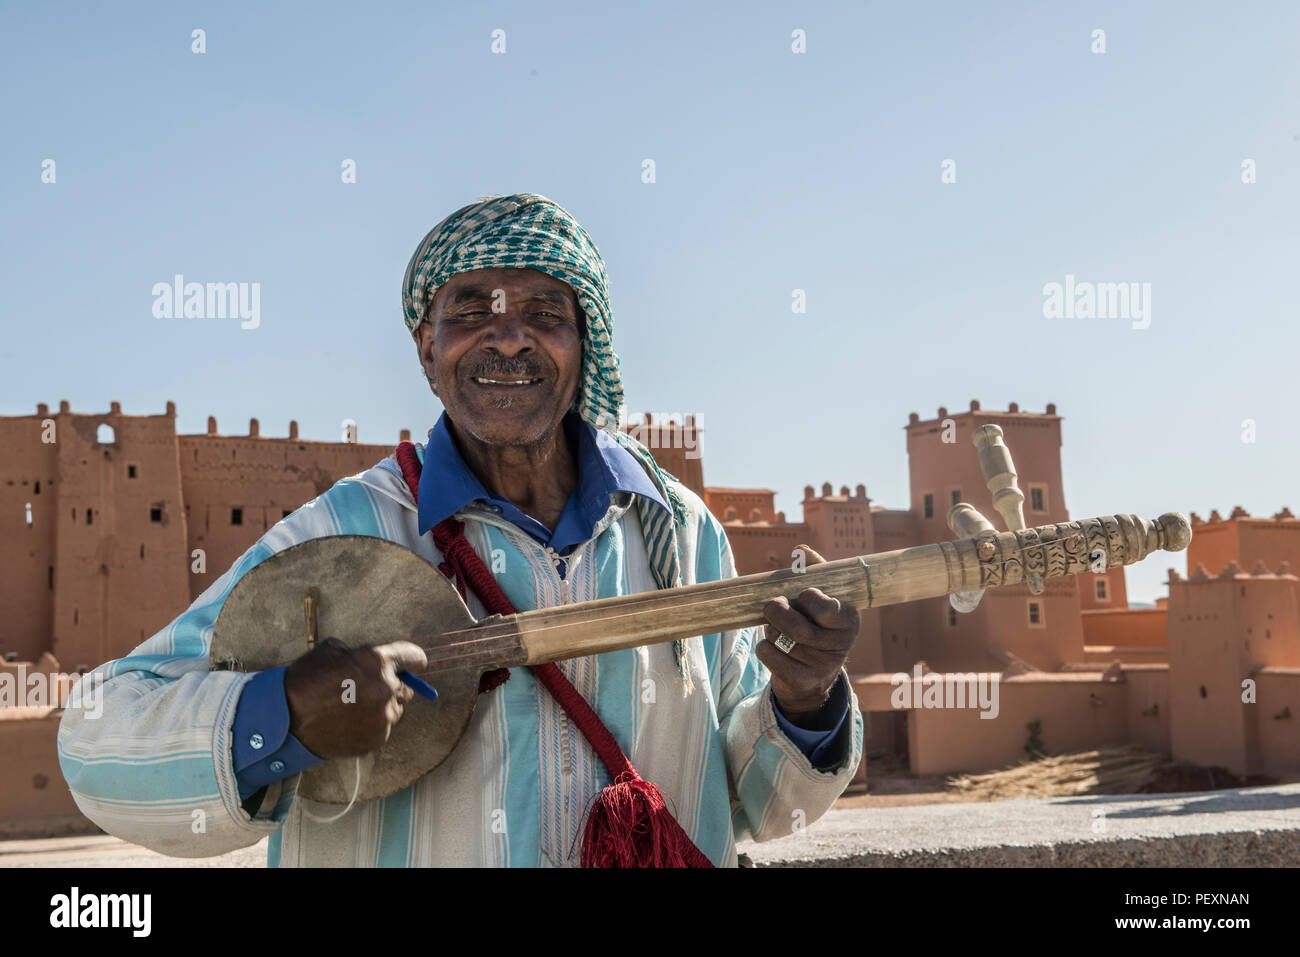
left=474, top=377, right=539, bottom=385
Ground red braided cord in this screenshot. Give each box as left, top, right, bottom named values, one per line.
left=393, top=440, right=713, bottom=867
left=396, top=441, right=508, bottom=694
left=398, top=440, right=634, bottom=776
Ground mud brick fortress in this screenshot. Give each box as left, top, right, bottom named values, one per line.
left=1, top=399, right=1296, bottom=834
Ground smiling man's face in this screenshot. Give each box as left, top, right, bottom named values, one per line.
left=417, top=267, right=584, bottom=448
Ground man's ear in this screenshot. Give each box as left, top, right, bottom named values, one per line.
left=416, top=321, right=439, bottom=393
left=416, top=319, right=433, bottom=353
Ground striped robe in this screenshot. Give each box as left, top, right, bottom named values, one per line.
left=57, top=450, right=863, bottom=866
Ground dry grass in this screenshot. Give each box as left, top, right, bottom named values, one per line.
left=945, top=745, right=1165, bottom=801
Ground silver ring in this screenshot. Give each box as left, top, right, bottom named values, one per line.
left=772, top=630, right=796, bottom=655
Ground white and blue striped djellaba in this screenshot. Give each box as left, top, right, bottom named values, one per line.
left=57, top=446, right=863, bottom=867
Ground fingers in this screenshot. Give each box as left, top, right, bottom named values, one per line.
left=790, top=587, right=851, bottom=630
left=385, top=695, right=406, bottom=725
left=394, top=679, right=415, bottom=706
left=290, top=638, right=423, bottom=758
left=763, top=591, right=858, bottom=651
left=755, top=636, right=840, bottom=707
left=378, top=640, right=429, bottom=675
left=756, top=635, right=801, bottom=675
left=757, top=628, right=840, bottom=671
left=795, top=543, right=827, bottom=565
left=377, top=645, right=423, bottom=735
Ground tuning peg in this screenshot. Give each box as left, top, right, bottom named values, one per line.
left=947, top=503, right=995, bottom=612
left=972, top=425, right=1025, bottom=531
left=971, top=425, right=1044, bottom=595
left=948, top=502, right=995, bottom=537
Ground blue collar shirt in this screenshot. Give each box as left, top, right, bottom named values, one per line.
left=416, top=410, right=671, bottom=565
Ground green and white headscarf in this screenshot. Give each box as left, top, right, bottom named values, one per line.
left=402, top=193, right=694, bottom=680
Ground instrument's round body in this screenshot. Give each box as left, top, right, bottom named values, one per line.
left=211, top=536, right=481, bottom=804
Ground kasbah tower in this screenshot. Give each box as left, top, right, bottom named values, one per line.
left=1, top=398, right=1297, bottom=834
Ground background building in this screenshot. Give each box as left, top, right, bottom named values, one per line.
left=1, top=400, right=1296, bottom=835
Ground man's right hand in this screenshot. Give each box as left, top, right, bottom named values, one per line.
left=283, top=638, right=428, bottom=759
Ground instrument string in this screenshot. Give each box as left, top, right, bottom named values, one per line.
left=410, top=534, right=1099, bottom=678
left=411, top=592, right=778, bottom=678
left=411, top=558, right=894, bottom=677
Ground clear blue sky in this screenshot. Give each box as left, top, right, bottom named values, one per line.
left=3, top=1, right=1298, bottom=604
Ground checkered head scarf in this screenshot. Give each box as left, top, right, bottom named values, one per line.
left=402, top=193, right=694, bottom=681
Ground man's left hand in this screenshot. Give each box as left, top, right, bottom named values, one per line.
left=756, top=545, right=859, bottom=725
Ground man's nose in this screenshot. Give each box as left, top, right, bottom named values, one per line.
left=480, top=314, right=534, bottom=356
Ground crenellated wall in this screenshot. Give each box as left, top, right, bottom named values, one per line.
left=0, top=403, right=408, bottom=671
left=4, top=396, right=1299, bottom=831
left=0, top=408, right=59, bottom=662
left=178, top=417, right=394, bottom=599
left=1166, top=560, right=1300, bottom=776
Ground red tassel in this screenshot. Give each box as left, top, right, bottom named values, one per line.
left=581, top=771, right=715, bottom=868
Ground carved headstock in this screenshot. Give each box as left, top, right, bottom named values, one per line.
left=947, top=423, right=1043, bottom=612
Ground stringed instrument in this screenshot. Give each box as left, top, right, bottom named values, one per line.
left=210, top=425, right=1192, bottom=804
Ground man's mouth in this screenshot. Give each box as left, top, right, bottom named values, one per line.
left=472, top=376, right=543, bottom=387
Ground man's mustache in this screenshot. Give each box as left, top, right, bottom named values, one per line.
left=467, top=358, right=547, bottom=379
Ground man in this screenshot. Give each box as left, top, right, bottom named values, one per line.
left=58, top=193, right=863, bottom=867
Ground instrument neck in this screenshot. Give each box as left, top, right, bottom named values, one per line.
left=416, top=511, right=1185, bottom=675
left=419, top=555, right=872, bottom=673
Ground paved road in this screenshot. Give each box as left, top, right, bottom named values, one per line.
left=738, top=782, right=1300, bottom=866
left=0, top=834, right=269, bottom=868
left=3, top=783, right=1297, bottom=867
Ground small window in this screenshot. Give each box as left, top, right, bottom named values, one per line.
left=1095, top=579, right=1109, bottom=601
left=86, top=509, right=93, bottom=526
left=1028, top=600, right=1044, bottom=627
left=127, top=465, right=137, bottom=479
left=923, top=493, right=934, bottom=519
left=1030, top=486, right=1046, bottom=512
left=150, top=508, right=163, bottom=523
left=947, top=604, right=958, bottom=628
left=96, top=423, right=115, bottom=444
left=34, top=481, right=40, bottom=495
left=231, top=508, right=243, bottom=526
left=951, top=489, right=962, bottom=507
